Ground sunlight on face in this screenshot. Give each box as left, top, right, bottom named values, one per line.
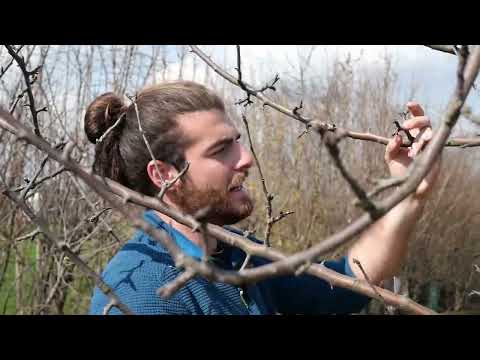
left=170, top=110, right=254, bottom=225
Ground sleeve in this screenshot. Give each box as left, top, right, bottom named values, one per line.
left=89, top=262, right=191, bottom=315
left=255, top=255, right=371, bottom=315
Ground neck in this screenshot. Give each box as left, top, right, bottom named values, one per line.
left=154, top=209, right=218, bottom=257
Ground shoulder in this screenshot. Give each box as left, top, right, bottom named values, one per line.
left=105, top=230, right=175, bottom=277
left=89, top=231, right=190, bottom=315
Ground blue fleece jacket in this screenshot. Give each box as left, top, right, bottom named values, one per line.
left=89, top=210, right=370, bottom=315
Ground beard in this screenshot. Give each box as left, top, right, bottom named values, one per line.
left=168, top=172, right=254, bottom=225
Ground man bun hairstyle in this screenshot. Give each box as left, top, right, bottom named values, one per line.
left=84, top=92, right=129, bottom=188
left=84, top=81, right=225, bottom=196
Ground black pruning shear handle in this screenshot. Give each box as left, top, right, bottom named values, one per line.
left=392, top=111, right=415, bottom=147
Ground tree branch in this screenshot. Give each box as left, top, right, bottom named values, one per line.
left=87, top=207, right=112, bottom=224
left=425, top=45, right=457, bottom=55
left=352, top=258, right=385, bottom=302
left=157, top=268, right=196, bottom=299
left=0, top=45, right=24, bottom=79
left=189, top=45, right=480, bottom=309
left=1, top=187, right=133, bottom=315
left=5, top=45, right=43, bottom=138
left=191, top=45, right=480, bottom=148
left=241, top=114, right=273, bottom=246
left=189, top=45, right=334, bottom=130
left=129, top=95, right=189, bottom=199
left=0, top=107, right=436, bottom=314
left=95, top=113, right=125, bottom=144
left=322, top=130, right=379, bottom=217
left=12, top=167, right=66, bottom=193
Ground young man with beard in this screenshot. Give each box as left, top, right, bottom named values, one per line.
left=87, top=81, right=439, bottom=315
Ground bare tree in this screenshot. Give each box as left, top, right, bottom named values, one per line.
left=1, top=45, right=479, bottom=315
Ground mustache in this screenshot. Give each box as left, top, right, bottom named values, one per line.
left=229, top=171, right=249, bottom=189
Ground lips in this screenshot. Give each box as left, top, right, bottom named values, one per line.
left=228, top=173, right=248, bottom=192
left=229, top=185, right=243, bottom=192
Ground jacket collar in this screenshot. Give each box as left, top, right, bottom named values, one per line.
left=143, top=209, right=204, bottom=260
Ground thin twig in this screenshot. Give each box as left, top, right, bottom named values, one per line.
left=95, top=113, right=125, bottom=144
left=20, top=155, right=49, bottom=200
left=239, top=254, right=251, bottom=271
left=271, top=211, right=295, bottom=224
left=294, top=260, right=312, bottom=276
left=323, top=131, right=379, bottom=218
left=129, top=95, right=190, bottom=199
left=425, top=45, right=457, bottom=55
left=239, top=229, right=255, bottom=271
left=103, top=299, right=119, bottom=315
left=357, top=175, right=407, bottom=203
left=187, top=45, right=480, bottom=303
left=69, top=174, right=121, bottom=244
left=233, top=48, right=278, bottom=244
left=241, top=114, right=274, bottom=246
left=157, top=268, right=196, bottom=299
left=192, top=45, right=480, bottom=148
left=12, top=167, right=65, bottom=193
left=235, top=45, right=243, bottom=84
left=130, top=95, right=162, bottom=178
left=2, top=188, right=133, bottom=315
left=158, top=162, right=190, bottom=199
left=15, top=229, right=41, bottom=242
left=352, top=258, right=385, bottom=302
left=9, top=88, right=28, bottom=114
left=233, top=45, right=278, bottom=107
left=87, top=207, right=112, bottom=224
left=5, top=45, right=43, bottom=138
left=0, top=108, right=442, bottom=315
left=189, top=45, right=334, bottom=130
left=0, top=45, right=24, bottom=79
left=91, top=172, right=437, bottom=314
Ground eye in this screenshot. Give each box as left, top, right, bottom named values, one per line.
left=212, top=146, right=226, bottom=155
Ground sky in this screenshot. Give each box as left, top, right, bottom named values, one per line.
left=6, top=45, right=475, bottom=137
left=164, top=45, right=480, bottom=128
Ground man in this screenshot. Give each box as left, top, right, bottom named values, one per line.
left=88, top=81, right=439, bottom=314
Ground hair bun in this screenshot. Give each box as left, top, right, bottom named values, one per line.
left=84, top=92, right=127, bottom=144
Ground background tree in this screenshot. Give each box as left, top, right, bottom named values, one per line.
left=1, top=45, right=479, bottom=314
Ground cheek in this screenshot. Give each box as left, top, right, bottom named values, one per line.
left=188, top=161, right=231, bottom=188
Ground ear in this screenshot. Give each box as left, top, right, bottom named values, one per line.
left=146, top=160, right=181, bottom=191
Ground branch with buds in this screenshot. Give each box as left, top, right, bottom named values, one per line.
left=5, top=45, right=45, bottom=138
left=234, top=45, right=280, bottom=107
left=191, top=45, right=480, bottom=149
left=0, top=107, right=436, bottom=314
left=3, top=45, right=479, bottom=315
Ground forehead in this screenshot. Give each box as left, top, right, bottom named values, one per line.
left=176, top=109, right=237, bottom=147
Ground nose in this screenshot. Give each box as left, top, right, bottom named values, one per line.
left=236, top=143, right=254, bottom=172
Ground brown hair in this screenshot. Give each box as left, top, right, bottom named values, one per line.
left=84, top=81, right=225, bottom=196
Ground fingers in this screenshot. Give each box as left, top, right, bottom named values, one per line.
left=388, top=101, right=434, bottom=162
left=403, top=102, right=432, bottom=158
left=402, top=115, right=431, bottom=131
left=385, top=134, right=402, bottom=163
left=409, top=127, right=433, bottom=157
left=406, top=101, right=424, bottom=117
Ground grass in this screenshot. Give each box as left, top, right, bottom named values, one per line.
left=0, top=254, right=16, bottom=315
left=0, top=239, right=38, bottom=315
